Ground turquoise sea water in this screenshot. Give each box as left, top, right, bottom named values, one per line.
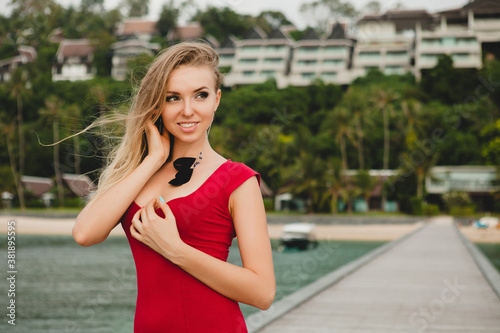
left=0, top=234, right=384, bottom=332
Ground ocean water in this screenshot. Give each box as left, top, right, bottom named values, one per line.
left=0, top=234, right=385, bottom=332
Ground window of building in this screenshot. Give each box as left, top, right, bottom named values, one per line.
left=266, top=45, right=285, bottom=51
left=384, top=66, right=404, bottom=75
left=243, top=70, right=256, bottom=77
left=299, top=47, right=319, bottom=53
left=364, top=66, right=379, bottom=73
left=239, top=58, right=258, bottom=64
left=324, top=46, right=345, bottom=53
left=457, top=38, right=477, bottom=46
left=323, top=59, right=344, bottom=66
left=442, top=37, right=456, bottom=46
left=301, top=72, right=316, bottom=79
left=219, top=54, right=234, bottom=61
left=263, top=58, right=283, bottom=64
left=452, top=53, right=470, bottom=61
left=358, top=51, right=381, bottom=59
left=241, top=46, right=261, bottom=52
left=420, top=53, right=440, bottom=62
left=261, top=70, right=276, bottom=78
left=386, top=51, right=407, bottom=59
left=297, top=60, right=318, bottom=66
left=321, top=72, right=337, bottom=80
left=421, top=38, right=441, bottom=46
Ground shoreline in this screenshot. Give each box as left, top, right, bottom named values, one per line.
left=1, top=215, right=499, bottom=243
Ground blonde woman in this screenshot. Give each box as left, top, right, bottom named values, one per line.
left=73, top=41, right=275, bottom=332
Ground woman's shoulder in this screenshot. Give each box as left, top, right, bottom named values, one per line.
left=219, top=160, right=260, bottom=201
left=223, top=160, right=259, bottom=180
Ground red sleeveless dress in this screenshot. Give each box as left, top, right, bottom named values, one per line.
left=121, top=160, right=259, bottom=333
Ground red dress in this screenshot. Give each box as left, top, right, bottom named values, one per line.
left=121, top=160, right=259, bottom=333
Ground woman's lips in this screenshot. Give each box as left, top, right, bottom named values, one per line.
left=177, top=122, right=198, bottom=132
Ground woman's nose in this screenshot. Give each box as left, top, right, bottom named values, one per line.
left=181, top=100, right=194, bottom=117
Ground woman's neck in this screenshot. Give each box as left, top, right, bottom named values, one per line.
left=170, top=138, right=211, bottom=162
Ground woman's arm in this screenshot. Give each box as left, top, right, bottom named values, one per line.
left=130, top=177, right=276, bottom=310
left=73, top=121, right=169, bottom=247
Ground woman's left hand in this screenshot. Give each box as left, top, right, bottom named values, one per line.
left=130, top=198, right=185, bottom=261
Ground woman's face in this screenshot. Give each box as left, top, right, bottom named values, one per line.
left=161, top=65, right=221, bottom=145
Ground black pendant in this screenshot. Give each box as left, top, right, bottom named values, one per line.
left=169, top=157, right=196, bottom=186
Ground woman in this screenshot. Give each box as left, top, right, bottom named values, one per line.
left=73, top=41, right=275, bottom=332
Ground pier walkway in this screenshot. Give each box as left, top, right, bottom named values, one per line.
left=248, top=217, right=500, bottom=332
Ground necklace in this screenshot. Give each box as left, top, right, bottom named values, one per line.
left=168, top=142, right=206, bottom=186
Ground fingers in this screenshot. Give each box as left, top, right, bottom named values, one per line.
left=159, top=201, right=175, bottom=221
left=145, top=198, right=158, bottom=220
left=130, top=208, right=143, bottom=240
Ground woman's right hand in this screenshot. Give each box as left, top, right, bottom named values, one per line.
left=145, top=118, right=170, bottom=168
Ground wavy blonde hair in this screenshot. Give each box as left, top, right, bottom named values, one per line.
left=90, top=41, right=223, bottom=202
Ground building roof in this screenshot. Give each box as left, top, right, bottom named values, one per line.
left=116, top=18, right=158, bottom=36
left=242, top=26, right=267, bottom=40
left=111, top=39, right=160, bottom=52
left=57, top=39, right=95, bottom=58
left=167, top=22, right=204, bottom=41
left=268, top=27, right=289, bottom=39
left=327, top=23, right=346, bottom=39
left=0, top=45, right=37, bottom=67
left=463, top=0, right=500, bottom=14
left=220, top=35, right=237, bottom=48
left=21, top=176, right=54, bottom=197
left=358, top=9, right=433, bottom=31
left=202, top=34, right=220, bottom=48
left=437, top=7, right=464, bottom=18
left=63, top=174, right=96, bottom=197
left=300, top=27, right=321, bottom=40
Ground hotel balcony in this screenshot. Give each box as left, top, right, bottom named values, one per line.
left=426, top=166, right=499, bottom=194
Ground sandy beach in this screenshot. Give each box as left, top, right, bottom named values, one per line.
left=1, top=215, right=499, bottom=243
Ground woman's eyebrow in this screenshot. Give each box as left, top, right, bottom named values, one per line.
left=193, top=86, right=209, bottom=92
left=166, top=86, right=209, bottom=95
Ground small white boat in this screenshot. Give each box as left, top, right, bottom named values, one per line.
left=279, top=223, right=318, bottom=250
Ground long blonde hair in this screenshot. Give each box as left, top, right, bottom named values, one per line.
left=90, top=41, right=223, bottom=202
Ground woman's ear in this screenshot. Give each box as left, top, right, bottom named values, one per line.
left=214, top=89, right=221, bottom=112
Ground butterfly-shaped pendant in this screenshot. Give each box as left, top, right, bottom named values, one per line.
left=169, top=157, right=196, bottom=186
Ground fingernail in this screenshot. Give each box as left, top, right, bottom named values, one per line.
left=159, top=196, right=165, bottom=203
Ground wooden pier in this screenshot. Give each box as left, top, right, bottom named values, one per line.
left=247, top=217, right=500, bottom=332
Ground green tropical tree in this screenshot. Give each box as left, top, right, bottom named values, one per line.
left=39, top=95, right=65, bottom=207
left=300, top=0, right=358, bottom=33
left=9, top=69, right=31, bottom=210
left=401, top=99, right=438, bottom=199
left=325, top=158, right=344, bottom=213
left=0, top=116, right=23, bottom=207
left=371, top=87, right=399, bottom=209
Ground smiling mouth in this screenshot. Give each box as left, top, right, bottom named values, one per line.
left=178, top=122, right=198, bottom=128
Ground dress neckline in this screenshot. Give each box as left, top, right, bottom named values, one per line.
left=132, top=159, right=230, bottom=208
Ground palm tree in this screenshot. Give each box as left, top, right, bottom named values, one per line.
left=339, top=86, right=369, bottom=170
left=353, top=169, right=377, bottom=210
left=286, top=149, right=329, bottom=213
left=325, top=158, right=344, bottom=213
left=324, top=106, right=356, bottom=213
left=39, top=95, right=65, bottom=207
left=9, top=69, right=30, bottom=210
left=65, top=104, right=83, bottom=174
left=371, top=87, right=399, bottom=210
left=401, top=99, right=436, bottom=199
left=0, top=117, right=23, bottom=208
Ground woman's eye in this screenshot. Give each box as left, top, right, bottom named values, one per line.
left=166, top=95, right=179, bottom=102
left=196, top=92, right=209, bottom=99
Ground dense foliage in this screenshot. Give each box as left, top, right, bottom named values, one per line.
left=1, top=0, right=499, bottom=213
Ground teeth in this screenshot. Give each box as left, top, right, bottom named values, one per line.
left=179, top=123, right=196, bottom=128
